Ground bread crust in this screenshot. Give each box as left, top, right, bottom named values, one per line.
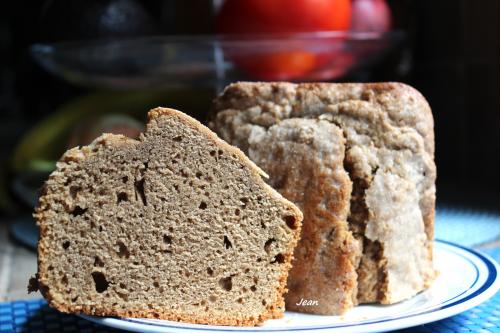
left=32, top=107, right=302, bottom=326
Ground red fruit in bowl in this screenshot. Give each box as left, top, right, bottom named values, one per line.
left=216, top=0, right=352, bottom=80
left=232, top=50, right=318, bottom=81
left=350, top=0, right=392, bottom=32
left=216, top=0, right=351, bottom=35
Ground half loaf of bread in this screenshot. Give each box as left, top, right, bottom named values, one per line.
left=211, top=82, right=436, bottom=315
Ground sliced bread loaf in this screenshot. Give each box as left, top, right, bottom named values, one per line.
left=30, top=107, right=303, bottom=326
left=211, top=82, right=436, bottom=315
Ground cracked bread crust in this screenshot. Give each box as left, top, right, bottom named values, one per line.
left=245, top=118, right=361, bottom=314
left=211, top=82, right=436, bottom=313
left=32, top=107, right=303, bottom=326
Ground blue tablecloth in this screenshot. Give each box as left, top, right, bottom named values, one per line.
left=435, top=207, right=500, bottom=247
left=3, top=207, right=500, bottom=333
left=1, top=290, right=498, bottom=332
left=1, top=247, right=498, bottom=333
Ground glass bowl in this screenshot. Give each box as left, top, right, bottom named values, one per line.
left=31, top=31, right=404, bottom=90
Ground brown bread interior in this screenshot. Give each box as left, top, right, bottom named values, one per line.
left=32, top=108, right=302, bottom=326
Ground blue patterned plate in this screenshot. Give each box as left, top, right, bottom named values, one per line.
left=81, top=240, right=500, bottom=333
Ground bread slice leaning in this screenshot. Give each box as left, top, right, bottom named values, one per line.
left=30, top=107, right=303, bottom=326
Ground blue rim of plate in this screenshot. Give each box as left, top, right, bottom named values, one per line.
left=82, top=239, right=500, bottom=332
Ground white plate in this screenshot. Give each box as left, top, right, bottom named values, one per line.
left=81, top=240, right=500, bottom=333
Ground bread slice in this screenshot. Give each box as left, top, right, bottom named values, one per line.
left=30, top=107, right=303, bottom=326
left=211, top=82, right=436, bottom=314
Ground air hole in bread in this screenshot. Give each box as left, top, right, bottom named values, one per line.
left=173, top=136, right=182, bottom=142
left=69, top=186, right=80, bottom=199
left=196, top=171, right=203, bottom=179
left=210, top=150, right=216, bottom=157
left=207, top=267, right=214, bottom=276
left=218, top=276, right=233, bottom=291
left=283, top=215, right=298, bottom=229
left=271, top=253, right=285, bottom=264
left=223, top=235, right=232, bottom=249
left=264, top=238, right=275, bottom=253
left=153, top=281, right=160, bottom=288
left=122, top=176, right=128, bottom=183
left=62, top=241, right=70, bottom=250
left=116, top=241, right=130, bottom=259
left=250, top=285, right=257, bottom=292
left=237, top=297, right=244, bottom=304
left=91, top=272, right=109, bottom=293
left=260, top=221, right=266, bottom=229
left=61, top=275, right=68, bottom=285
left=119, top=283, right=126, bottom=289
left=117, top=192, right=128, bottom=203
left=134, top=179, right=147, bottom=206
left=93, top=256, right=104, bottom=267
left=199, top=201, right=207, bottom=210
left=163, top=235, right=172, bottom=244
left=70, top=206, right=87, bottom=217
left=117, top=292, right=128, bottom=301
left=235, top=208, right=240, bottom=216
left=240, top=198, right=248, bottom=208
left=218, top=150, right=223, bottom=156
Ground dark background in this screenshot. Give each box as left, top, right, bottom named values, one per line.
left=0, top=0, right=499, bottom=215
